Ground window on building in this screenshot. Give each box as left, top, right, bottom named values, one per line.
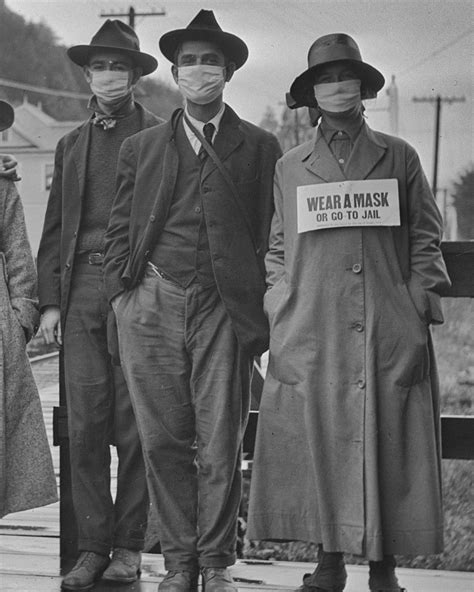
left=45, top=163, right=54, bottom=191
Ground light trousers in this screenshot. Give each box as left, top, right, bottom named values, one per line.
left=115, top=267, right=251, bottom=571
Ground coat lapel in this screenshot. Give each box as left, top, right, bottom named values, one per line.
left=72, top=121, right=92, bottom=200
left=201, top=105, right=244, bottom=183
left=344, top=124, right=387, bottom=179
left=303, top=130, right=346, bottom=182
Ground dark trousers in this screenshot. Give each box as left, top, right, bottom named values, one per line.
left=115, top=266, right=251, bottom=571
left=63, top=262, right=148, bottom=555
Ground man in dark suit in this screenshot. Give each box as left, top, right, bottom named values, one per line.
left=103, top=10, right=281, bottom=592
left=37, top=20, right=163, bottom=591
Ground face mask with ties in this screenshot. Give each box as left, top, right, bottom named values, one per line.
left=177, top=65, right=226, bottom=105
left=314, top=79, right=362, bottom=114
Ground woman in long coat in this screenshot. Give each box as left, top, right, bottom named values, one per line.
left=247, top=35, right=451, bottom=592
left=0, top=100, right=57, bottom=517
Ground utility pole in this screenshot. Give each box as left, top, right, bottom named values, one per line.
left=412, top=94, right=465, bottom=199
left=100, top=5, right=166, bottom=29
left=386, top=75, right=399, bottom=136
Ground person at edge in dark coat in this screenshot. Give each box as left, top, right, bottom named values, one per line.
left=103, top=10, right=281, bottom=592
left=37, top=20, right=163, bottom=591
left=247, top=34, right=451, bottom=592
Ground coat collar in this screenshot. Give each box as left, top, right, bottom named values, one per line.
left=170, top=104, right=244, bottom=182
left=302, top=122, right=387, bottom=182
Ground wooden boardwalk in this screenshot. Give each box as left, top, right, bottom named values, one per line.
left=1, top=381, right=473, bottom=591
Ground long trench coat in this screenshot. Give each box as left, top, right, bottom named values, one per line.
left=247, top=124, right=451, bottom=560
left=0, top=179, right=57, bottom=517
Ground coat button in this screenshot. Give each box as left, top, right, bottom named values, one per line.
left=65, top=263, right=71, bottom=269
left=352, top=263, right=362, bottom=274
left=357, top=379, right=366, bottom=389
left=149, top=215, right=155, bottom=222
left=355, top=322, right=364, bottom=332
left=144, top=250, right=150, bottom=258
left=195, top=206, right=201, bottom=213
left=202, top=186, right=211, bottom=193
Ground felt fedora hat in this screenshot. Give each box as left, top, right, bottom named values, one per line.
left=0, top=100, right=14, bottom=132
left=67, top=19, right=158, bottom=75
left=289, top=33, right=385, bottom=109
left=159, top=9, right=248, bottom=69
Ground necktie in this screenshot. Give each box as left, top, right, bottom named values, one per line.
left=198, top=122, right=215, bottom=161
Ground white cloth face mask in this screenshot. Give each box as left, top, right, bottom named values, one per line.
left=89, top=71, right=132, bottom=103
left=177, top=65, right=226, bottom=105
left=314, top=79, right=362, bottom=113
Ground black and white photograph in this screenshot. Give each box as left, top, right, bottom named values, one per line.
left=0, top=1, right=472, bottom=591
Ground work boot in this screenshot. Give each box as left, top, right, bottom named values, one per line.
left=201, top=567, right=238, bottom=592
left=297, top=545, right=347, bottom=591
left=102, top=547, right=141, bottom=583
left=158, top=570, right=199, bottom=592
left=369, top=555, right=407, bottom=591
left=61, top=551, right=110, bottom=591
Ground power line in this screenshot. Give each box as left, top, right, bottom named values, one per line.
left=398, top=27, right=473, bottom=78
left=0, top=77, right=90, bottom=100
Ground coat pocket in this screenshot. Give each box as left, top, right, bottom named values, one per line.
left=378, top=282, right=430, bottom=388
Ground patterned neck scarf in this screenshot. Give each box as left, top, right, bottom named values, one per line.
left=88, top=95, right=135, bottom=130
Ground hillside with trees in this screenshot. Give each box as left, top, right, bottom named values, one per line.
left=0, top=1, right=182, bottom=121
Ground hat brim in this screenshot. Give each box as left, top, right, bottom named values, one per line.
left=289, top=59, right=385, bottom=109
left=67, top=45, right=158, bottom=75
left=0, top=100, right=14, bottom=132
left=159, top=29, right=248, bottom=70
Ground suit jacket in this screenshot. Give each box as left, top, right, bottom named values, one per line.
left=103, top=106, right=282, bottom=356
left=37, top=102, right=162, bottom=320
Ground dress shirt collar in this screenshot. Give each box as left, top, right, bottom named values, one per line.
left=183, top=104, right=226, bottom=153
left=320, top=116, right=364, bottom=144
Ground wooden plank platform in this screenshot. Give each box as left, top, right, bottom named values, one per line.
left=1, top=534, right=473, bottom=591
left=2, top=369, right=473, bottom=591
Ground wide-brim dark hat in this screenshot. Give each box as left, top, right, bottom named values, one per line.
left=159, top=9, right=248, bottom=70
left=67, top=19, right=158, bottom=75
left=288, top=33, right=385, bottom=109
left=0, top=100, right=14, bottom=132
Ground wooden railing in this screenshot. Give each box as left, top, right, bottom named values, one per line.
left=54, top=241, right=474, bottom=566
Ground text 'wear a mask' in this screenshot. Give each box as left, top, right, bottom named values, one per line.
left=89, top=71, right=133, bottom=103
left=314, top=79, right=362, bottom=114
left=177, top=65, right=226, bottom=105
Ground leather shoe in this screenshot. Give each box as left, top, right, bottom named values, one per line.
left=61, top=551, right=110, bottom=591
left=201, top=567, right=237, bottom=592
left=102, top=547, right=141, bottom=583
left=369, top=555, right=406, bottom=591
left=296, top=547, right=347, bottom=591
left=158, top=570, right=199, bottom=592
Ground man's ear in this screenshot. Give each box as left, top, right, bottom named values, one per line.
left=83, top=66, right=92, bottom=85
left=171, top=65, right=179, bottom=85
left=131, top=67, right=143, bottom=85
left=225, top=62, right=236, bottom=82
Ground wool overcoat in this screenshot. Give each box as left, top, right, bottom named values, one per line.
left=0, top=179, right=57, bottom=517
left=37, top=102, right=162, bottom=320
left=247, top=124, right=451, bottom=560
left=104, top=106, right=282, bottom=356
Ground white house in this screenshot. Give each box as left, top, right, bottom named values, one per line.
left=0, top=98, right=81, bottom=254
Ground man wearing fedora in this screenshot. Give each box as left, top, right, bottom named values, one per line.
left=103, top=9, right=281, bottom=592
left=248, top=34, right=450, bottom=592
left=37, top=20, right=163, bottom=591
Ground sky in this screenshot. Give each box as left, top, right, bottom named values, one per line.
left=4, top=0, right=474, bottom=191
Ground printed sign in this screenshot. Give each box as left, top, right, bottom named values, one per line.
left=297, top=179, right=400, bottom=233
